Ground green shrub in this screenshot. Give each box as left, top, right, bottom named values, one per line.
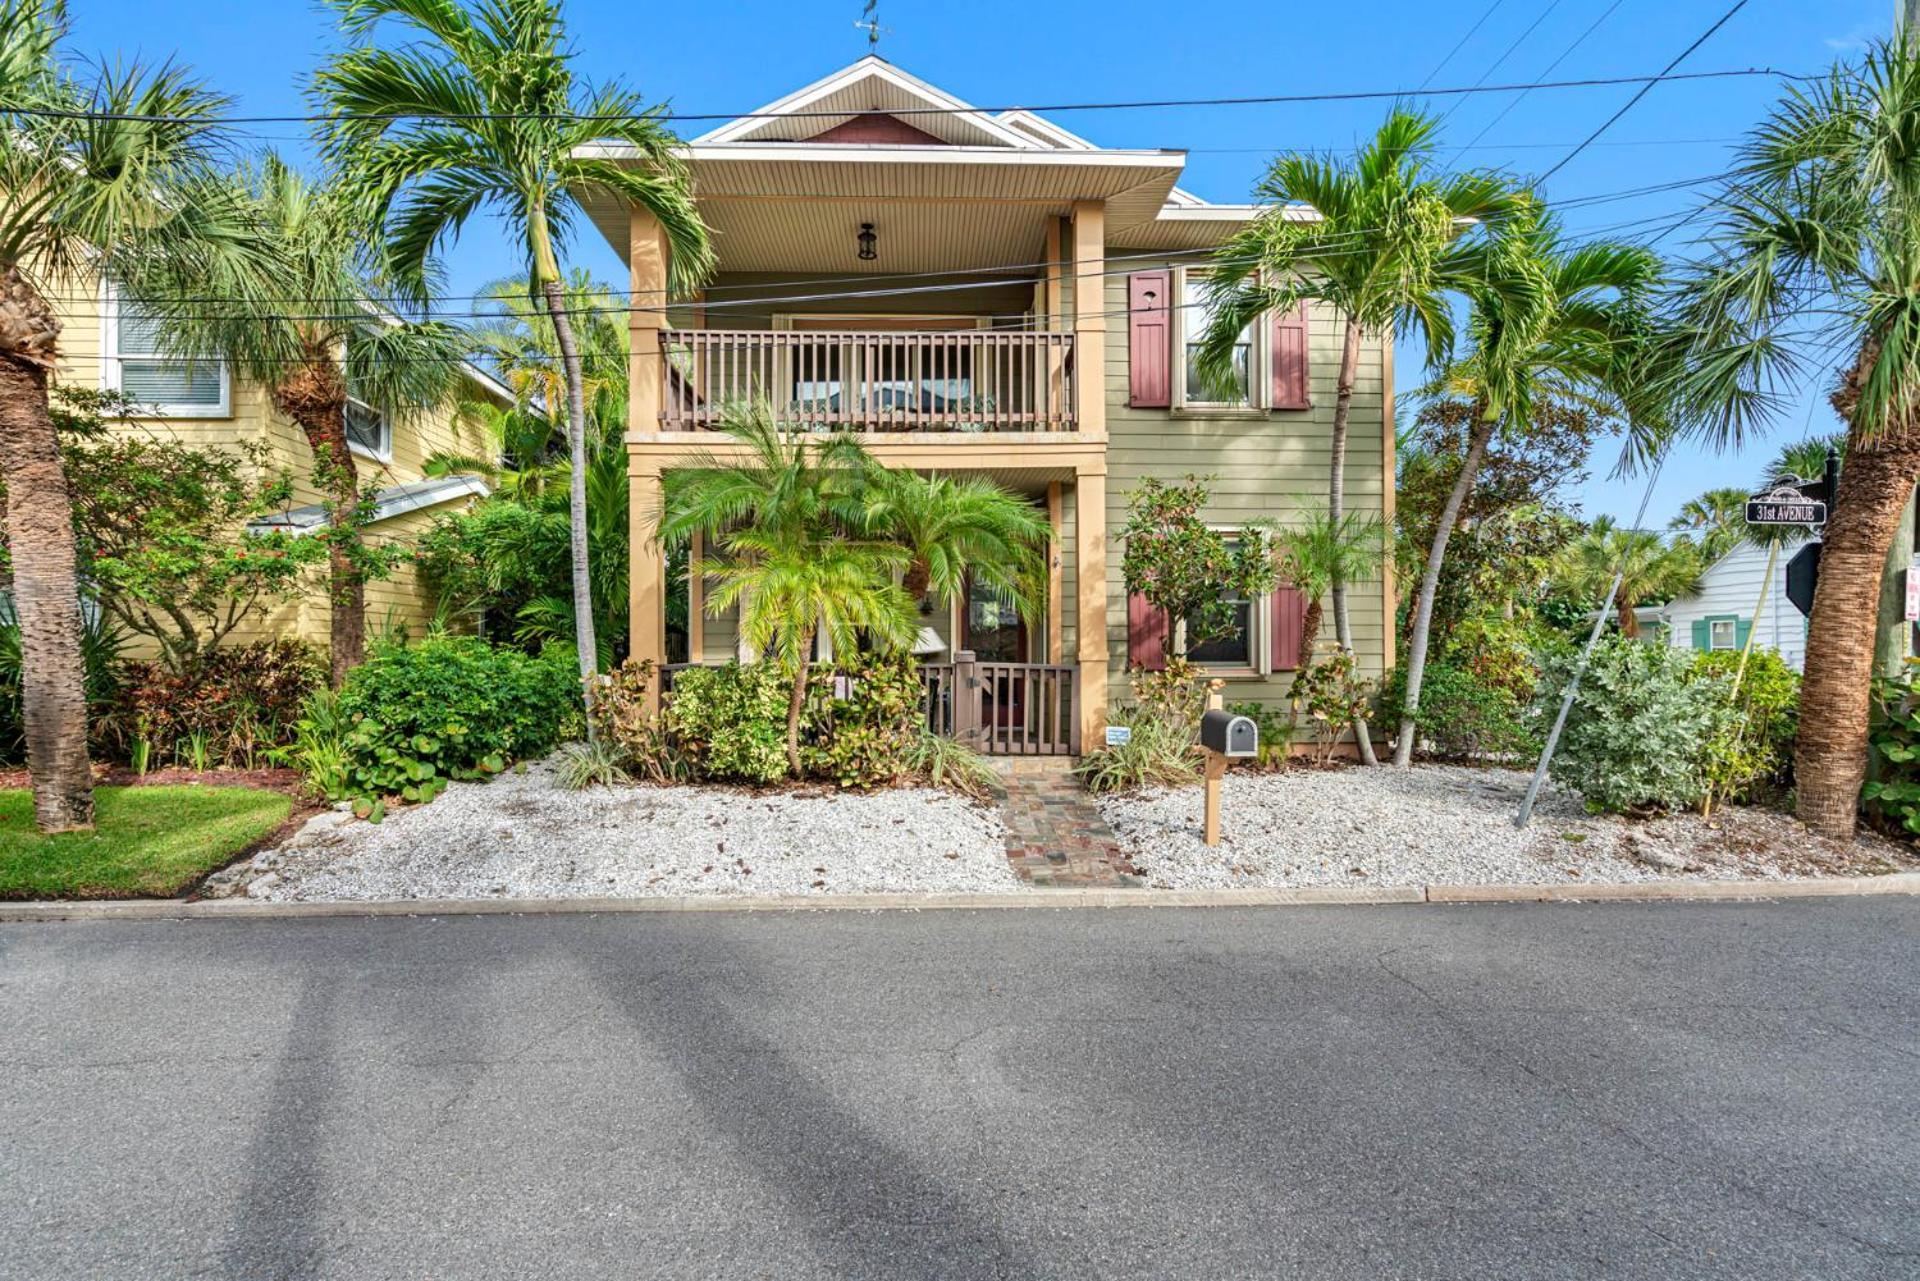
left=902, top=728, right=1000, bottom=800
left=1377, top=661, right=1536, bottom=763
left=662, top=662, right=790, bottom=785
left=1693, top=648, right=1799, bottom=803
left=0, top=613, right=129, bottom=763
left=553, top=738, right=632, bottom=790
left=1539, top=638, right=1732, bottom=815
left=1075, top=710, right=1200, bottom=793
left=1290, top=650, right=1371, bottom=764
left=120, top=639, right=324, bottom=768
left=336, top=636, right=581, bottom=804
left=283, top=687, right=351, bottom=802
left=1866, top=663, right=1920, bottom=835
left=801, top=652, right=924, bottom=789
left=587, top=658, right=684, bottom=783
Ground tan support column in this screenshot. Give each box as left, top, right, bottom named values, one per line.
left=630, top=464, right=665, bottom=704
left=1046, top=481, right=1064, bottom=664
left=1070, top=200, right=1106, bottom=437
left=1075, top=467, right=1108, bottom=749
left=1044, top=217, right=1067, bottom=422
left=629, top=208, right=668, bottom=433
left=686, top=528, right=704, bottom=664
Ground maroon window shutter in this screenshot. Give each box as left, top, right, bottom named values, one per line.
left=1270, top=584, right=1306, bottom=671
left=1127, top=271, right=1172, bottom=408
left=1127, top=592, right=1168, bottom=670
left=1270, top=299, right=1310, bottom=410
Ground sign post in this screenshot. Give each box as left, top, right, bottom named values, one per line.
left=1202, top=684, right=1226, bottom=847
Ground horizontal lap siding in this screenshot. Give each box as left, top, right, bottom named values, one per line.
left=46, top=268, right=493, bottom=660
left=1100, top=267, right=1391, bottom=712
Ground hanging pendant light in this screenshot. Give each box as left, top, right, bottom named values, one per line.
left=857, top=222, right=878, bottom=261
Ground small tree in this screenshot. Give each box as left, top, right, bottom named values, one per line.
left=1120, top=476, right=1276, bottom=661
left=0, top=389, right=327, bottom=669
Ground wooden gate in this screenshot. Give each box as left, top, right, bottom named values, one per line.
left=920, top=650, right=1080, bottom=756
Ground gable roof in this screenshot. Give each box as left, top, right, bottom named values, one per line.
left=693, top=56, right=1039, bottom=150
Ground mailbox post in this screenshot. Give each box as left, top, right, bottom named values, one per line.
left=1197, top=682, right=1259, bottom=846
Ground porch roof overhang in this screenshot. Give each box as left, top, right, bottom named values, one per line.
left=576, top=142, right=1189, bottom=275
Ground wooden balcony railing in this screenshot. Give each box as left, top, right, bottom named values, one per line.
left=661, top=328, right=1077, bottom=433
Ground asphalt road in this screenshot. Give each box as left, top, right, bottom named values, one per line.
left=1, top=900, right=1916, bottom=1280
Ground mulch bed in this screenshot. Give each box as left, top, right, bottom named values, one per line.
left=0, top=765, right=308, bottom=796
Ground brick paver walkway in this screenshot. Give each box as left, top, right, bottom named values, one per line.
left=992, top=759, right=1142, bottom=888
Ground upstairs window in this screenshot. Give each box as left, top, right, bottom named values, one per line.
left=102, top=292, right=229, bottom=416
left=1180, top=273, right=1253, bottom=408
left=344, top=395, right=391, bottom=461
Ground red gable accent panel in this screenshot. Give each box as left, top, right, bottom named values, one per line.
left=1127, top=271, right=1172, bottom=408
left=805, top=114, right=951, bottom=145
left=1271, top=299, right=1310, bottom=410
left=1127, top=593, right=1169, bottom=671
left=1271, top=584, right=1306, bottom=671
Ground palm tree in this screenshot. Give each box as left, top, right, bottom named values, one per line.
left=155, top=155, right=466, bottom=686
left=1395, top=211, right=1660, bottom=765
left=1193, top=108, right=1523, bottom=763
left=423, top=399, right=563, bottom=504
left=1670, top=487, right=1762, bottom=562
left=657, top=406, right=914, bottom=775
left=1274, top=508, right=1386, bottom=671
left=1552, top=519, right=1703, bottom=638
left=852, top=470, right=1050, bottom=609
left=1664, top=36, right=1920, bottom=837
left=314, top=0, right=713, bottom=724
left=0, top=0, right=259, bottom=829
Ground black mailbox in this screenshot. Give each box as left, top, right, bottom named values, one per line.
left=1199, top=709, right=1258, bottom=758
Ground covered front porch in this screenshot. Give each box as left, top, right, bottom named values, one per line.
left=648, top=464, right=1104, bottom=757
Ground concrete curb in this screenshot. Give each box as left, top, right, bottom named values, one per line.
left=2, top=872, right=1916, bottom=922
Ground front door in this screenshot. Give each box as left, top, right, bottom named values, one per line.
left=963, top=576, right=1028, bottom=731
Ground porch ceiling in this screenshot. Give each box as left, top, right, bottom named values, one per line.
left=577, top=144, right=1186, bottom=275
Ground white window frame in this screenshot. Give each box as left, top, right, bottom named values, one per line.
left=1171, top=267, right=1268, bottom=412
left=100, top=285, right=230, bottom=418
left=344, top=394, right=393, bottom=464
left=1708, top=617, right=1738, bottom=651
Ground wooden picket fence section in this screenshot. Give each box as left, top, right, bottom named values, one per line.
left=663, top=654, right=1080, bottom=756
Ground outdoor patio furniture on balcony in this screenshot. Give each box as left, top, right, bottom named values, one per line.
left=661, top=328, right=1078, bottom=433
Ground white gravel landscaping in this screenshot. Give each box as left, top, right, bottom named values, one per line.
left=1097, top=763, right=1919, bottom=890
left=205, top=758, right=1017, bottom=901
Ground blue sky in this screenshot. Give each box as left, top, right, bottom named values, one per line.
left=61, top=0, right=1893, bottom=524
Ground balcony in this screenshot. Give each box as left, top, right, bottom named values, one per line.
left=661, top=328, right=1078, bottom=433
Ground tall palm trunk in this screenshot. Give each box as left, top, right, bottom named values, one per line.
left=1394, top=408, right=1498, bottom=766
left=1797, top=422, right=1920, bottom=839
left=1328, top=316, right=1378, bottom=764
left=274, top=350, right=363, bottom=688
left=540, top=276, right=600, bottom=737
left=0, top=270, right=93, bottom=830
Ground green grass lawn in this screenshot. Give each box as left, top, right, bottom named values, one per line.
left=0, top=786, right=294, bottom=899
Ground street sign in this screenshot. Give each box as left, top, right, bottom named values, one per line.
left=1104, top=725, right=1132, bottom=747
left=1786, top=543, right=1821, bottom=617
left=1746, top=484, right=1827, bottom=526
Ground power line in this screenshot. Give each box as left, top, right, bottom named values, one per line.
left=1460, top=0, right=1633, bottom=151
left=1438, top=0, right=1573, bottom=125
left=1539, top=0, right=1754, bottom=182
left=1418, top=0, right=1509, bottom=91
left=3, top=66, right=1806, bottom=129
left=30, top=166, right=1733, bottom=320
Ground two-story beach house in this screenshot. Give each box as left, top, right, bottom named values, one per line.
left=591, top=57, right=1395, bottom=754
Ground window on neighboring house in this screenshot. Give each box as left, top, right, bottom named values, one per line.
left=1179, top=271, right=1255, bottom=408
left=344, top=394, right=391, bottom=461
left=1708, top=617, right=1738, bottom=650
left=103, top=292, right=229, bottom=416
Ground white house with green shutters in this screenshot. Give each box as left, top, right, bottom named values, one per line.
left=1657, top=536, right=1810, bottom=671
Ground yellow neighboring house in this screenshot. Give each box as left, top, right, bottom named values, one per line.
left=47, top=274, right=512, bottom=657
